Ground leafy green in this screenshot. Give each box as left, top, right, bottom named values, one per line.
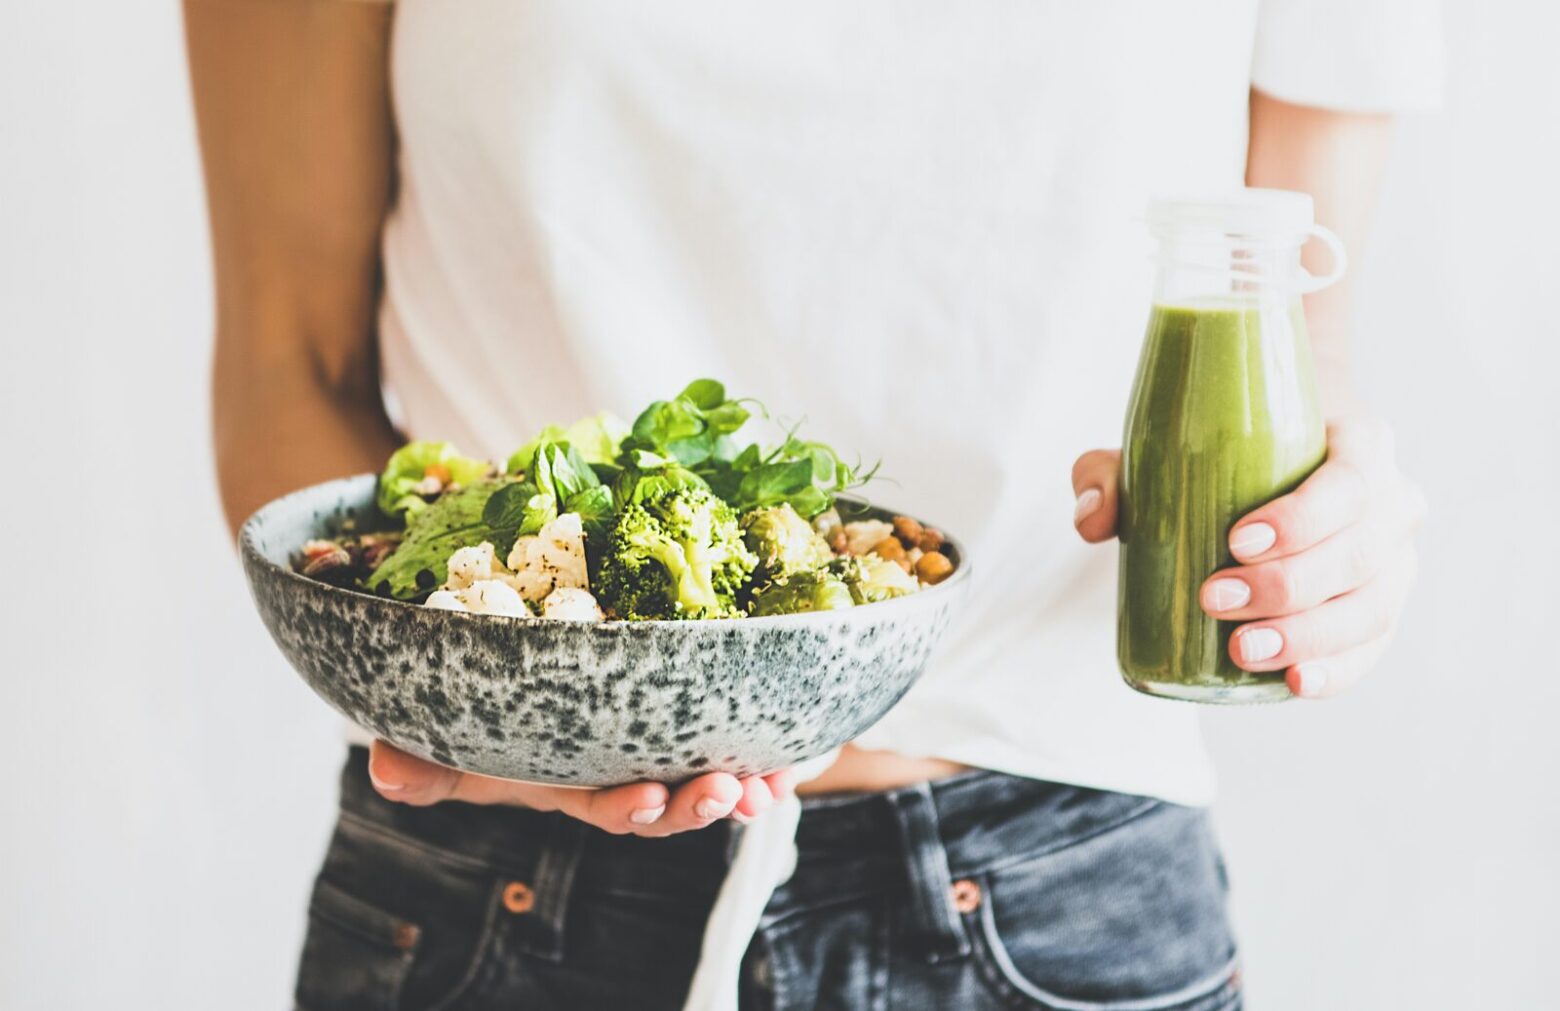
left=505, top=413, right=628, bottom=476
left=619, top=379, right=875, bottom=519
left=377, top=441, right=492, bottom=518
left=749, top=569, right=855, bottom=616
left=367, top=479, right=506, bottom=599
left=480, top=480, right=557, bottom=557
left=564, top=412, right=630, bottom=465
left=563, top=484, right=615, bottom=570
left=357, top=380, right=888, bottom=616
left=621, top=379, right=752, bottom=468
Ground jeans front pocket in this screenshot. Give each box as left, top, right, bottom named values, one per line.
left=296, top=814, right=509, bottom=1011
left=295, top=878, right=420, bottom=1011
left=967, top=803, right=1241, bottom=1011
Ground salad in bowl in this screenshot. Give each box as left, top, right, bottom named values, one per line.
left=241, top=381, right=967, bottom=785
left=296, top=379, right=957, bottom=621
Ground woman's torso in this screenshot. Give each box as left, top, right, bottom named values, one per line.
left=377, top=0, right=1268, bottom=805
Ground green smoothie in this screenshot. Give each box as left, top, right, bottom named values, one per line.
left=1117, top=298, right=1326, bottom=703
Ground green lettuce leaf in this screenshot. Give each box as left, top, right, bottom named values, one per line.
left=377, top=441, right=491, bottom=518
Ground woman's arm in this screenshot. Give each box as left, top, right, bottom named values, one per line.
left=1072, top=90, right=1425, bottom=700
left=1245, top=88, right=1395, bottom=415
left=184, top=0, right=400, bottom=536
left=185, top=0, right=790, bottom=829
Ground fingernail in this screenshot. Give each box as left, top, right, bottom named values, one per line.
left=368, top=768, right=404, bottom=794
left=1293, top=663, right=1328, bottom=697
left=629, top=805, right=665, bottom=825
left=1074, top=488, right=1102, bottom=524
left=729, top=810, right=754, bottom=825
left=1207, top=578, right=1251, bottom=612
left=1238, top=627, right=1284, bottom=663
left=694, top=797, right=729, bottom=820
left=1231, top=522, right=1276, bottom=559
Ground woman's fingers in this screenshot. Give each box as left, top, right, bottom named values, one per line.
left=1229, top=458, right=1370, bottom=563
left=762, top=767, right=797, bottom=802
left=370, top=741, right=791, bottom=836
left=1202, top=515, right=1397, bottom=620
left=1071, top=448, right=1121, bottom=544
left=1228, top=418, right=1394, bottom=563
left=633, top=773, right=745, bottom=838
left=369, top=739, right=673, bottom=832
left=1287, top=637, right=1391, bottom=701
left=733, top=776, right=775, bottom=822
left=1227, top=544, right=1417, bottom=672
left=368, top=739, right=466, bottom=805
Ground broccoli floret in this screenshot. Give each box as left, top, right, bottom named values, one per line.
left=741, top=503, right=835, bottom=581
left=829, top=553, right=920, bottom=605
left=749, top=569, right=855, bottom=616
left=597, top=466, right=757, bottom=619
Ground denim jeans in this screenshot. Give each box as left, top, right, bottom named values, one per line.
left=296, top=748, right=1241, bottom=1010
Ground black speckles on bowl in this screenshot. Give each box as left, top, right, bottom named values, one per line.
left=240, top=475, right=969, bottom=786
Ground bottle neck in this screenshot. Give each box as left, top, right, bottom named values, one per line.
left=1152, top=236, right=1306, bottom=307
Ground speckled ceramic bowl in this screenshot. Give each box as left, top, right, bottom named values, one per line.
left=240, top=475, right=969, bottom=786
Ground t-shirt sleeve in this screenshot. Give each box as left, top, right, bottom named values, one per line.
left=1252, top=0, right=1445, bottom=112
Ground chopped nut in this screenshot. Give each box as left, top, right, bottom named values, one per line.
left=917, top=527, right=945, bottom=553
left=828, top=529, right=848, bottom=555
left=892, top=515, right=924, bottom=547
left=301, top=543, right=351, bottom=577
left=301, top=539, right=341, bottom=560
left=358, top=533, right=401, bottom=569
left=915, top=551, right=954, bottom=585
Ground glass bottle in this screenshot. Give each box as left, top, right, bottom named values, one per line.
left=1117, top=189, right=1345, bottom=703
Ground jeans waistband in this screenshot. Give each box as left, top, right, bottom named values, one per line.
left=335, top=748, right=1164, bottom=933
left=335, top=747, right=736, bottom=898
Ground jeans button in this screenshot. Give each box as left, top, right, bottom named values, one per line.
left=950, top=878, right=982, bottom=914
left=503, top=880, right=536, bottom=914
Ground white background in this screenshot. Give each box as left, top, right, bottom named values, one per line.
left=1, top=2, right=1555, bottom=1008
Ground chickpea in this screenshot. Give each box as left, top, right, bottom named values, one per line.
left=873, top=536, right=907, bottom=563
left=892, top=515, right=924, bottom=547
left=917, top=527, right=945, bottom=553
left=915, top=551, right=954, bottom=585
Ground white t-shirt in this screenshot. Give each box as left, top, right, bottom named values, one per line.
left=375, top=1, right=1441, bottom=808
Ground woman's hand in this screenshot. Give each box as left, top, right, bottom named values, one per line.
left=367, top=740, right=796, bottom=837
left=1072, top=416, right=1426, bottom=699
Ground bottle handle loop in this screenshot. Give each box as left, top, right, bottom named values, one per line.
left=1296, top=224, right=1348, bottom=294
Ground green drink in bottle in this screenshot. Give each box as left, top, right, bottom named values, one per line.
left=1118, top=190, right=1346, bottom=703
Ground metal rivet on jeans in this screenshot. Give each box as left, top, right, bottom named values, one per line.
left=503, top=880, right=536, bottom=914
left=392, top=921, right=421, bottom=951
left=950, top=878, right=981, bottom=914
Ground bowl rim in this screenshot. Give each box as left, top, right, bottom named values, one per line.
left=240, top=473, right=971, bottom=630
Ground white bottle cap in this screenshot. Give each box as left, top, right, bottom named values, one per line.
left=1146, top=188, right=1346, bottom=293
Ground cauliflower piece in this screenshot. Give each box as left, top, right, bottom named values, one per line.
left=424, top=589, right=469, bottom=612
left=506, top=512, right=590, bottom=602
left=843, top=519, right=894, bottom=556
left=541, top=586, right=605, bottom=622
left=457, top=579, right=530, bottom=618
left=444, top=541, right=500, bottom=590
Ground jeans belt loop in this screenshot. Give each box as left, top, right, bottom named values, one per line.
left=885, top=781, right=971, bottom=964
left=519, top=815, right=587, bottom=962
